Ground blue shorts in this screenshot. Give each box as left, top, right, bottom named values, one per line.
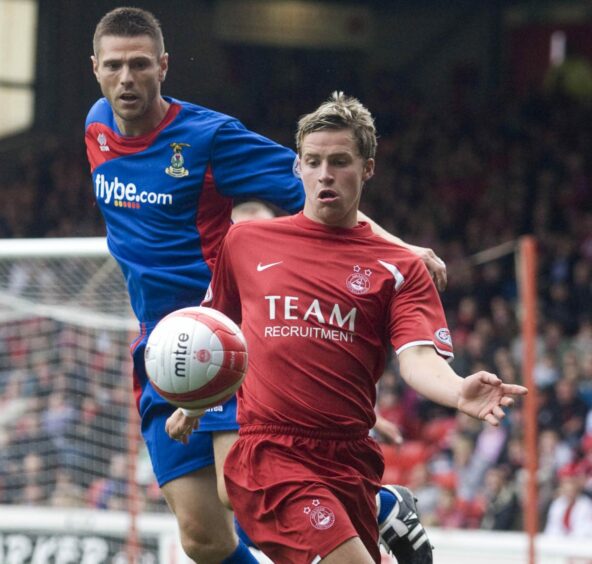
left=131, top=331, right=239, bottom=487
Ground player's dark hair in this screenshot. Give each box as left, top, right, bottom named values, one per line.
left=296, top=91, right=377, bottom=160
left=93, top=7, right=165, bottom=57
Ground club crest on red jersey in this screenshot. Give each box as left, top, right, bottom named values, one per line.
left=304, top=499, right=335, bottom=530
left=346, top=264, right=372, bottom=295
left=435, top=328, right=452, bottom=347
left=165, top=142, right=190, bottom=177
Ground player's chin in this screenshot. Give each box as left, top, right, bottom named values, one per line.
left=115, top=103, right=144, bottom=121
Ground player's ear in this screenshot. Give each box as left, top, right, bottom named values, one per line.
left=159, top=53, right=169, bottom=82
left=91, top=55, right=100, bottom=81
left=294, top=156, right=302, bottom=178
left=362, top=158, right=375, bottom=182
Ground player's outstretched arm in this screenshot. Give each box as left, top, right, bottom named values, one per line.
left=397, top=346, right=527, bottom=426
left=357, top=211, right=447, bottom=291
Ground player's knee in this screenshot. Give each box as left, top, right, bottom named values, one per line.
left=177, top=516, right=235, bottom=562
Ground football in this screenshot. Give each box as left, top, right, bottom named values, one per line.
left=144, top=306, right=248, bottom=410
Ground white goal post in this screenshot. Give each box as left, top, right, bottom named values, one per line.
left=0, top=237, right=135, bottom=330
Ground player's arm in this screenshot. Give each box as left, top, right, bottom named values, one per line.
left=373, top=414, right=403, bottom=445
left=211, top=121, right=305, bottom=214
left=397, top=346, right=527, bottom=426
left=358, top=210, right=447, bottom=291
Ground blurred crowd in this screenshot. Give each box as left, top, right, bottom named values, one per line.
left=1, top=85, right=592, bottom=537
left=0, top=320, right=168, bottom=513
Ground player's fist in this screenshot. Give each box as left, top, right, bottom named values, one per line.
left=165, top=408, right=202, bottom=444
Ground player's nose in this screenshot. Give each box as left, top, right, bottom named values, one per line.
left=119, top=64, right=134, bottom=85
left=317, top=163, right=334, bottom=183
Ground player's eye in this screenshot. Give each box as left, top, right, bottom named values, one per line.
left=332, top=157, right=350, bottom=166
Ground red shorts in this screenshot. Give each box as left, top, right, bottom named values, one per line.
left=224, top=424, right=384, bottom=563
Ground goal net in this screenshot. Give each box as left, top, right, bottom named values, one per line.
left=0, top=237, right=173, bottom=562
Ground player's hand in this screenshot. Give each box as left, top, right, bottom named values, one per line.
left=373, top=414, right=403, bottom=445
left=458, top=372, right=528, bottom=426
left=165, top=408, right=202, bottom=444
left=407, top=245, right=447, bottom=291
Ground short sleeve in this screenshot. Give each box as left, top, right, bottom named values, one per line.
left=210, top=121, right=304, bottom=214
left=388, top=259, right=454, bottom=360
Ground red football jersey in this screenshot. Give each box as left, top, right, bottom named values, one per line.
left=205, top=212, right=453, bottom=432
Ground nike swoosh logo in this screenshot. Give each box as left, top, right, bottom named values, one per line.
left=257, top=261, right=283, bottom=272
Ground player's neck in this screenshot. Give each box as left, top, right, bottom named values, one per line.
left=116, top=97, right=170, bottom=137
left=302, top=208, right=359, bottom=229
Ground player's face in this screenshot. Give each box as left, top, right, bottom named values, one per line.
left=299, top=129, right=374, bottom=228
left=92, top=34, right=168, bottom=136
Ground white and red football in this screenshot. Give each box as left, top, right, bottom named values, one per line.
left=144, top=306, right=247, bottom=410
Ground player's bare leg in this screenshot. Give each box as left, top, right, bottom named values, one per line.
left=320, top=537, right=374, bottom=564
left=161, top=467, right=238, bottom=563
left=214, top=430, right=239, bottom=508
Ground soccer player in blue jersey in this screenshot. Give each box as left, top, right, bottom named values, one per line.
left=87, top=7, right=444, bottom=564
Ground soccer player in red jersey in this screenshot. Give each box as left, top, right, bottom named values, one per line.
left=169, top=92, right=528, bottom=563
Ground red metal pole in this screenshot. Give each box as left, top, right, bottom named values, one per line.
left=519, top=236, right=538, bottom=564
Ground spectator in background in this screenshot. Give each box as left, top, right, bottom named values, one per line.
left=534, top=352, right=561, bottom=389
left=578, top=349, right=592, bottom=409
left=18, top=452, right=48, bottom=505
left=432, top=487, right=468, bottom=529
left=554, top=378, right=588, bottom=448
left=88, top=453, right=128, bottom=510
left=456, top=423, right=508, bottom=502
left=538, top=429, right=574, bottom=483
left=406, top=463, right=441, bottom=523
left=50, top=470, right=85, bottom=508
left=544, top=463, right=592, bottom=537
left=42, top=390, right=77, bottom=464
left=479, top=466, right=520, bottom=531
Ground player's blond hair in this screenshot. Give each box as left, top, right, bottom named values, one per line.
left=93, top=7, right=165, bottom=57
left=296, top=91, right=377, bottom=160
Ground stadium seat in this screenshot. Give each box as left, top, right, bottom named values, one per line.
left=422, top=417, right=457, bottom=448
left=380, top=441, right=431, bottom=485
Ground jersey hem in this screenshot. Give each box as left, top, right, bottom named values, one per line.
left=395, top=339, right=454, bottom=361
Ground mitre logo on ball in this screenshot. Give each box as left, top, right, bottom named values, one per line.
left=144, top=306, right=248, bottom=410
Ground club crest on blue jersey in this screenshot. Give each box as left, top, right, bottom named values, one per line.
left=346, top=264, right=372, bottom=295
left=97, top=132, right=110, bottom=152
left=165, top=142, right=190, bottom=177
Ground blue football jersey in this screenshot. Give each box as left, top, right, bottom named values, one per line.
left=85, top=96, right=305, bottom=325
